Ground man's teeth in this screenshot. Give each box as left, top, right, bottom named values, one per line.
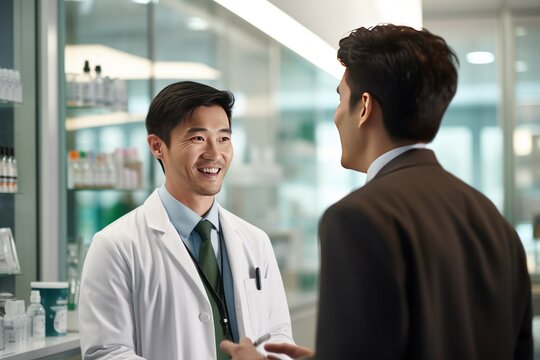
left=200, top=168, right=219, bottom=174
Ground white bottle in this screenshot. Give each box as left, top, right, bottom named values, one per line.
left=3, top=300, right=18, bottom=347
left=94, top=65, right=105, bottom=107
left=105, top=153, right=117, bottom=188
left=15, top=300, right=28, bottom=344
left=79, top=151, right=93, bottom=187
left=0, top=146, right=7, bottom=192
left=0, top=314, right=4, bottom=350
left=5, top=147, right=13, bottom=193
left=9, top=147, right=17, bottom=193
left=114, top=148, right=125, bottom=188
left=81, top=60, right=95, bottom=107
left=27, top=290, right=46, bottom=341
left=67, top=150, right=79, bottom=189
left=103, top=76, right=114, bottom=109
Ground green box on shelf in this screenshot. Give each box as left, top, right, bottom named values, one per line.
left=31, top=281, right=69, bottom=336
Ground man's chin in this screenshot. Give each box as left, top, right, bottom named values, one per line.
left=341, top=157, right=352, bottom=170
left=198, top=187, right=222, bottom=197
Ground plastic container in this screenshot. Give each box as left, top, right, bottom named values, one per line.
left=15, top=300, right=27, bottom=344
left=31, top=282, right=68, bottom=336
left=3, top=299, right=26, bottom=347
left=27, top=290, right=45, bottom=340
left=3, top=300, right=17, bottom=347
left=0, top=314, right=4, bottom=350
left=0, top=292, right=16, bottom=316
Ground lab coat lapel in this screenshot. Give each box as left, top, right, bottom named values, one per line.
left=218, top=206, right=251, bottom=337
left=143, top=190, right=210, bottom=302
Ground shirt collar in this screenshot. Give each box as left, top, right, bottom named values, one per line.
left=157, top=183, right=220, bottom=239
left=366, top=143, right=426, bottom=183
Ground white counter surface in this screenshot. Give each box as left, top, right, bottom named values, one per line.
left=0, top=333, right=80, bottom=360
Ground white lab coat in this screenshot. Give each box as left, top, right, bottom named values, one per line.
left=79, top=190, right=293, bottom=359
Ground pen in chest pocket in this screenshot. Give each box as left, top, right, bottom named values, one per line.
left=255, top=267, right=262, bottom=290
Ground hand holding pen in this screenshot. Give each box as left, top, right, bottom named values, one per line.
left=219, top=333, right=270, bottom=360
left=221, top=333, right=315, bottom=359
left=253, top=333, right=271, bottom=347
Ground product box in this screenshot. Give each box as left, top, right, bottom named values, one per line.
left=31, top=282, right=69, bottom=336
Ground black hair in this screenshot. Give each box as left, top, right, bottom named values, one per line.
left=337, top=24, right=459, bottom=142
left=145, top=81, right=235, bottom=146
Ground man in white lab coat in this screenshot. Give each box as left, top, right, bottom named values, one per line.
left=78, top=81, right=293, bottom=360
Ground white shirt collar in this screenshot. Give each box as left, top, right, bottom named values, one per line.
left=366, top=143, right=426, bottom=183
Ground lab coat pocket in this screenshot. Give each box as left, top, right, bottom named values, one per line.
left=244, top=278, right=269, bottom=338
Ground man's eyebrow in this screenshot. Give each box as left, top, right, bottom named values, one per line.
left=187, top=127, right=232, bottom=134
left=336, top=86, right=340, bottom=95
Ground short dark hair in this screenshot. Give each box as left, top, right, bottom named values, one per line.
left=337, top=24, right=459, bottom=142
left=145, top=81, right=235, bottom=145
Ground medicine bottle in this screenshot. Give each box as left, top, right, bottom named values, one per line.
left=26, top=290, right=45, bottom=340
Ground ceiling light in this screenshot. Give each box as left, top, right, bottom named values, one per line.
left=466, top=51, right=495, bottom=65
left=65, top=44, right=220, bottom=80
left=152, top=61, right=219, bottom=79
left=514, top=129, right=532, bottom=156
left=515, top=26, right=527, bottom=37
left=187, top=17, right=209, bottom=31
left=131, top=0, right=157, bottom=4
left=516, top=60, right=528, bottom=73
left=213, top=0, right=343, bottom=79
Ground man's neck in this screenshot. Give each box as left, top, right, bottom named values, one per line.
left=164, top=183, right=214, bottom=216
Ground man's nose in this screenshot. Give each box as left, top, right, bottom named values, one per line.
left=201, top=141, right=221, bottom=161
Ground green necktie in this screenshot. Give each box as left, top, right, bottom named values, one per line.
left=195, top=220, right=220, bottom=292
left=194, top=220, right=230, bottom=360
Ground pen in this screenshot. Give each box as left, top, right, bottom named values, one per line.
left=253, top=333, right=271, bottom=347
left=255, top=267, right=262, bottom=290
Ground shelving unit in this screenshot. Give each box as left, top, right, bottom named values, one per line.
left=0, top=0, right=39, bottom=306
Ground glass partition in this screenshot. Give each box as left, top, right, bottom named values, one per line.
left=424, top=16, right=502, bottom=209
left=424, top=11, right=540, bottom=354
left=64, top=0, right=152, bottom=288
left=512, top=15, right=540, bottom=271
left=62, top=0, right=356, bottom=302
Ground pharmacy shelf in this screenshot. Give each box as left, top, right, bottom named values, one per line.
left=0, top=273, right=23, bottom=278
left=67, top=187, right=149, bottom=192
left=0, top=333, right=80, bottom=359
left=65, top=111, right=144, bottom=131
left=0, top=101, right=21, bottom=107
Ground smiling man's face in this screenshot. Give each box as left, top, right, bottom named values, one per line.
left=159, top=105, right=233, bottom=205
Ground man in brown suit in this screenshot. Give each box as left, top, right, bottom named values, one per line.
left=221, top=24, right=533, bottom=360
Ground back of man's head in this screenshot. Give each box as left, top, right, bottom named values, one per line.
left=337, top=24, right=459, bottom=143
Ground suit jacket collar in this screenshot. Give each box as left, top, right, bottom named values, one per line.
left=374, top=148, right=440, bottom=180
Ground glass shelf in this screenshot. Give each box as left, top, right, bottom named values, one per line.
left=66, top=105, right=114, bottom=115
left=65, top=111, right=144, bottom=131
left=67, top=187, right=150, bottom=192
left=0, top=100, right=21, bottom=107
left=0, top=272, right=23, bottom=278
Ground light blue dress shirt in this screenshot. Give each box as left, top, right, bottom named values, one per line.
left=157, top=184, right=239, bottom=342
left=366, top=143, right=426, bottom=183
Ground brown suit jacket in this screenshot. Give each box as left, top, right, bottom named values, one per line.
left=314, top=149, right=532, bottom=359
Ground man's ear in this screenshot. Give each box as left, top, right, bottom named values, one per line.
left=357, top=92, right=374, bottom=128
left=147, top=134, right=164, bottom=159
